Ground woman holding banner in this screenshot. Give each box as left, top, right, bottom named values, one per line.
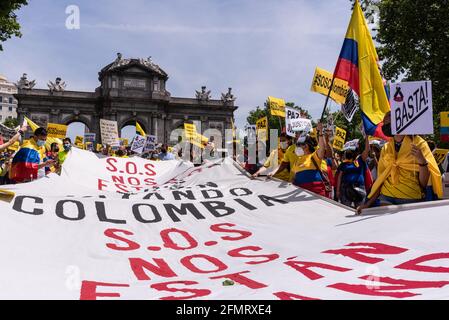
left=290, top=123, right=331, bottom=198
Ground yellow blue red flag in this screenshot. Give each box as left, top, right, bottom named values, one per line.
left=333, top=0, right=390, bottom=139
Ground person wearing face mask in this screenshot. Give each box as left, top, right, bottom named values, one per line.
left=44, top=142, right=61, bottom=175
left=270, top=129, right=306, bottom=182
left=335, top=136, right=372, bottom=208
left=10, top=127, right=55, bottom=183
left=289, top=122, right=330, bottom=197
left=158, top=144, right=175, bottom=161
left=58, top=138, right=72, bottom=167
left=356, top=112, right=442, bottom=214
left=253, top=133, right=292, bottom=181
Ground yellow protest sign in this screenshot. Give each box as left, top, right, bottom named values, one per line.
left=184, top=123, right=197, bottom=139
left=433, top=149, right=449, bottom=166
left=268, top=96, right=286, bottom=118
left=332, top=127, right=347, bottom=151
left=256, top=116, right=268, bottom=141
left=75, top=136, right=84, bottom=145
left=119, top=138, right=129, bottom=147
left=310, top=67, right=350, bottom=105
left=46, top=123, right=68, bottom=139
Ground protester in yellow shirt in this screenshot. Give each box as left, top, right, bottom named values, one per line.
left=252, top=133, right=292, bottom=181
left=269, top=130, right=304, bottom=181
left=357, top=112, right=442, bottom=214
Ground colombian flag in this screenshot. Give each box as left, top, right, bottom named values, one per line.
left=136, top=122, right=146, bottom=137
left=10, top=139, right=45, bottom=183
left=333, top=0, right=390, bottom=140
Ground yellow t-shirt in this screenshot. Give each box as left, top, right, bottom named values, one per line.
left=283, top=145, right=298, bottom=181
left=264, top=148, right=290, bottom=182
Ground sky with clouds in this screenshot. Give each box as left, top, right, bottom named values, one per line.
left=0, top=0, right=354, bottom=132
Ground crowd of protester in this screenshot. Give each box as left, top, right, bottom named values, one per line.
left=1, top=113, right=448, bottom=214
left=241, top=112, right=448, bottom=214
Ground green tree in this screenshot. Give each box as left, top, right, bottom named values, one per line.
left=0, top=0, right=28, bottom=51
left=352, top=0, right=449, bottom=147
left=3, top=117, right=19, bottom=129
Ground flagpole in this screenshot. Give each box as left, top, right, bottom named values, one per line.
left=320, top=77, right=335, bottom=122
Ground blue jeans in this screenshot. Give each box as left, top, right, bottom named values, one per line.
left=378, top=194, right=423, bottom=206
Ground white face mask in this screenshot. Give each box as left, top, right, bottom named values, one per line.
left=295, top=146, right=305, bottom=156
left=280, top=141, right=288, bottom=150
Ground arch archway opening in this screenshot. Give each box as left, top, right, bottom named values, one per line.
left=121, top=125, right=137, bottom=141
left=66, top=121, right=90, bottom=143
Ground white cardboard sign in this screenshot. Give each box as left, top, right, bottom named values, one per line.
left=285, top=107, right=302, bottom=137
left=290, top=118, right=312, bottom=133
left=130, top=135, right=146, bottom=154
left=143, top=135, right=157, bottom=153
left=390, top=81, right=433, bottom=135
left=100, top=119, right=119, bottom=145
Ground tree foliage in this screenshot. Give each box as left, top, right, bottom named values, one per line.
left=3, top=117, right=19, bottom=129
left=0, top=0, right=28, bottom=51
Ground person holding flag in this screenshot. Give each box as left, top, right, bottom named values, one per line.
left=10, top=127, right=55, bottom=183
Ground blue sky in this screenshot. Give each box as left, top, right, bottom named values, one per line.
left=0, top=0, right=354, bottom=139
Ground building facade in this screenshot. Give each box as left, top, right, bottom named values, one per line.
left=0, top=75, right=18, bottom=123
left=14, top=54, right=238, bottom=145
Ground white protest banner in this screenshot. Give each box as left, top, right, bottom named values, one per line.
left=100, top=119, right=119, bottom=145
left=285, top=107, right=302, bottom=137
left=390, top=81, right=433, bottom=135
left=130, top=135, right=146, bottom=154
left=143, top=135, right=157, bottom=153
left=290, top=118, right=312, bottom=134
left=1, top=148, right=449, bottom=299
left=84, top=133, right=96, bottom=143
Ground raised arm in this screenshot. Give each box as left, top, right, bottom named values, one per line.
left=361, top=135, right=370, bottom=162
left=316, top=122, right=326, bottom=160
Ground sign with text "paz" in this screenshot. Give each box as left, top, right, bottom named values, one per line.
left=256, top=117, right=268, bottom=141
left=143, top=135, right=157, bottom=153
left=285, top=107, right=302, bottom=138
left=332, top=127, right=347, bottom=151
left=390, top=81, right=433, bottom=135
